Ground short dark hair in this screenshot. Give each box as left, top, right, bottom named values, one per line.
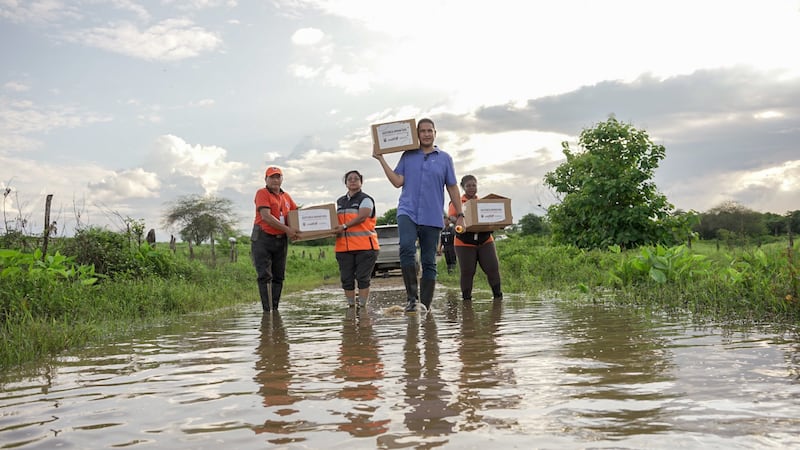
left=417, top=118, right=435, bottom=131
left=343, top=170, right=363, bottom=184
left=460, top=174, right=477, bottom=189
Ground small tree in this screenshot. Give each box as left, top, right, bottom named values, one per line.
left=376, top=207, right=397, bottom=226
left=162, top=195, right=238, bottom=261
left=544, top=116, right=682, bottom=249
left=518, top=213, right=549, bottom=236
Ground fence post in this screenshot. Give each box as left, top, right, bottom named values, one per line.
left=42, top=194, right=53, bottom=261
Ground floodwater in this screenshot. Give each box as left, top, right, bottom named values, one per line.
left=2, top=281, right=800, bottom=449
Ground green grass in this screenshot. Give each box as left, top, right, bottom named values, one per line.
left=3, top=235, right=799, bottom=371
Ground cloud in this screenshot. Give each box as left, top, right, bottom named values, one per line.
left=0, top=97, right=113, bottom=153
left=147, top=134, right=248, bottom=195
left=291, top=27, right=324, bottom=46
left=3, top=81, right=29, bottom=92
left=66, top=18, right=222, bottom=61
left=0, top=0, right=81, bottom=24
left=88, top=167, right=161, bottom=200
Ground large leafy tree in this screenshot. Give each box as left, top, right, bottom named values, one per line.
left=544, top=117, right=684, bottom=249
left=162, top=195, right=238, bottom=246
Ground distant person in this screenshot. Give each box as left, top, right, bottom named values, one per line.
left=251, top=166, right=299, bottom=312
left=334, top=170, right=380, bottom=309
left=437, top=219, right=457, bottom=274
left=448, top=175, right=503, bottom=301
left=373, top=118, right=465, bottom=312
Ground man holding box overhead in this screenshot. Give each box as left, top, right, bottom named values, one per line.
left=251, top=166, right=299, bottom=312
left=373, top=118, right=466, bottom=312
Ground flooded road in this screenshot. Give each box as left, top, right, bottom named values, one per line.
left=2, top=281, right=800, bottom=449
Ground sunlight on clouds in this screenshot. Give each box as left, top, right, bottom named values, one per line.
left=289, top=64, right=321, bottom=79
left=68, top=19, right=222, bottom=61
left=323, top=65, right=372, bottom=94
left=279, top=0, right=800, bottom=109
left=151, top=135, right=246, bottom=195
left=737, top=160, right=800, bottom=192
left=754, top=110, right=784, bottom=120
left=292, top=27, right=324, bottom=45
left=449, top=130, right=570, bottom=171
left=88, top=168, right=161, bottom=199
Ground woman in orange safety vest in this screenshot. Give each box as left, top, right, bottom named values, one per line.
left=334, top=170, right=380, bottom=308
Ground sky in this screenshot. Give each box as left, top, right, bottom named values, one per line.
left=1, top=0, right=799, bottom=240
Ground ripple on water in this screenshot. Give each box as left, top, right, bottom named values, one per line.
left=2, top=290, right=800, bottom=449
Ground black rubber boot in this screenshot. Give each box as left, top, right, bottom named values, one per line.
left=259, top=283, right=271, bottom=312
left=491, top=283, right=503, bottom=301
left=401, top=265, right=418, bottom=312
left=271, top=283, right=283, bottom=310
left=420, top=278, right=436, bottom=310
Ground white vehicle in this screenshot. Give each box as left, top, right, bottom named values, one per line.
left=373, top=225, right=419, bottom=277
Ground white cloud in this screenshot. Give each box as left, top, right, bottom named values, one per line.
left=0, top=0, right=81, bottom=24
left=188, top=98, right=215, bottom=107
left=3, top=81, right=29, bottom=92
left=291, top=27, right=324, bottom=46
left=289, top=63, right=320, bottom=79
left=67, top=18, right=222, bottom=61
left=738, top=160, right=800, bottom=193
left=0, top=98, right=113, bottom=151
left=148, top=134, right=247, bottom=195
left=323, top=65, right=372, bottom=94
left=88, top=167, right=161, bottom=200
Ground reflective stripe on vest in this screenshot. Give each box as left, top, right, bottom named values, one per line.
left=335, top=191, right=380, bottom=252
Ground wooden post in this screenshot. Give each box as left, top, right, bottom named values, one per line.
left=42, top=194, right=53, bottom=261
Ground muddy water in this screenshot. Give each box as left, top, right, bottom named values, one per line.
left=2, top=281, right=800, bottom=449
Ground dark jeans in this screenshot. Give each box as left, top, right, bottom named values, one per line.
left=251, top=226, right=288, bottom=310
left=397, top=214, right=440, bottom=280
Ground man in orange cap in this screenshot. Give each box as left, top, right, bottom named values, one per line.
left=251, top=166, right=299, bottom=312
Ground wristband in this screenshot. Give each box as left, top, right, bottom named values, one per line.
left=456, top=213, right=465, bottom=218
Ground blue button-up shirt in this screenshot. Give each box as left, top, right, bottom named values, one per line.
left=394, top=146, right=457, bottom=228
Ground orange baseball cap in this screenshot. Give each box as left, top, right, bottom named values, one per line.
left=265, top=166, right=283, bottom=177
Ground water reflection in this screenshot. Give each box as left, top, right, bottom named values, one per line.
left=335, top=308, right=389, bottom=437
left=457, top=300, right=520, bottom=431
left=2, top=289, right=800, bottom=449
left=252, top=312, right=297, bottom=437
left=415, top=314, right=458, bottom=436
left=558, top=303, right=678, bottom=437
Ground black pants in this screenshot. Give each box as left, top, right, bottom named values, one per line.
left=455, top=241, right=501, bottom=300
left=443, top=244, right=456, bottom=266
left=336, top=250, right=378, bottom=290
left=251, top=226, right=288, bottom=309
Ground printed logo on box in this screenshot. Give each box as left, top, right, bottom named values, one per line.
left=298, top=209, right=332, bottom=232
left=476, top=202, right=506, bottom=223
left=377, top=122, right=414, bottom=150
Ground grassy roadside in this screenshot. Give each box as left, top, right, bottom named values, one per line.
left=0, top=243, right=341, bottom=371
left=3, top=235, right=799, bottom=371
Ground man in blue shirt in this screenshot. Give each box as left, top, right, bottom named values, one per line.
left=374, top=118, right=466, bottom=312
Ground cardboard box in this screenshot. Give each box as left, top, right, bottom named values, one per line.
left=462, top=194, right=512, bottom=232
left=288, top=203, right=337, bottom=242
left=371, top=118, right=420, bottom=155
